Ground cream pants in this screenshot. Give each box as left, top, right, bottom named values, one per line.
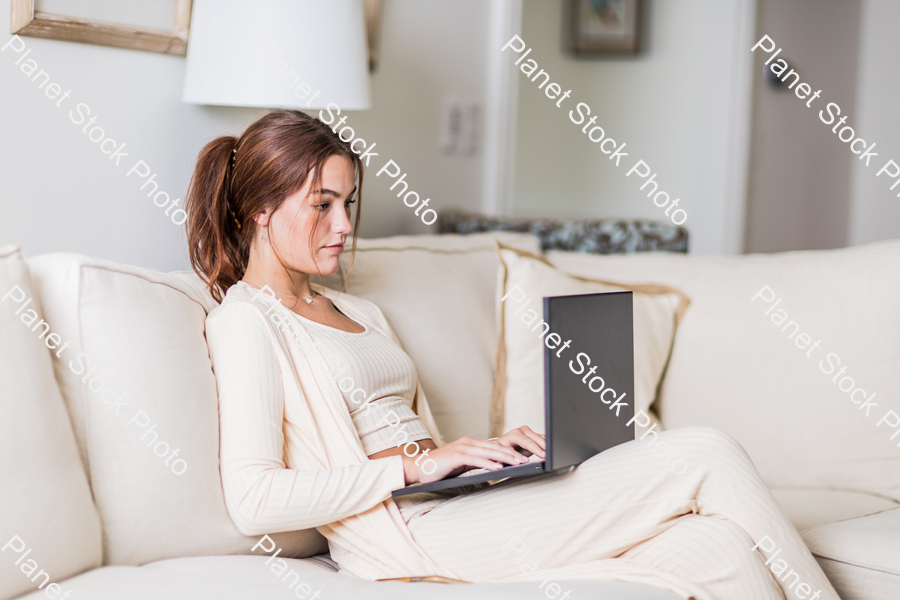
left=401, top=427, right=839, bottom=600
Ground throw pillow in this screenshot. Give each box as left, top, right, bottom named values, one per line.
left=493, top=244, right=690, bottom=439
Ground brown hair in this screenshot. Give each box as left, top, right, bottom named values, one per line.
left=185, top=109, right=362, bottom=302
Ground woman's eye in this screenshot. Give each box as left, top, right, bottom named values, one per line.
left=345, top=199, right=357, bottom=207
left=316, top=203, right=330, bottom=211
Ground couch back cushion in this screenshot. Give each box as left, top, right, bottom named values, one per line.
left=27, top=254, right=327, bottom=566
left=548, top=240, right=900, bottom=500
left=0, top=247, right=102, bottom=600
left=328, top=233, right=541, bottom=442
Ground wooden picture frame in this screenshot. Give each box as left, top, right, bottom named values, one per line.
left=566, top=0, right=642, bottom=55
left=11, top=0, right=384, bottom=71
left=10, top=0, right=192, bottom=56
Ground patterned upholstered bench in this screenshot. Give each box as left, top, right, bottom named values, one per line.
left=437, top=211, right=689, bottom=254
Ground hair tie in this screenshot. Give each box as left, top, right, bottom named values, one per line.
left=226, top=146, right=242, bottom=230
left=228, top=206, right=242, bottom=230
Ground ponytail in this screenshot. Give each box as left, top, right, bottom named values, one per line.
left=185, top=135, right=245, bottom=303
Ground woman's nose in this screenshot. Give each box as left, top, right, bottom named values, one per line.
left=332, top=207, right=353, bottom=234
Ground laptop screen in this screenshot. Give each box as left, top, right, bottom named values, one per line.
left=544, top=291, right=635, bottom=470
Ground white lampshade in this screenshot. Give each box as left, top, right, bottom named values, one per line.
left=183, top=0, right=370, bottom=110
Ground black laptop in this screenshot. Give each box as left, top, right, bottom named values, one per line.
left=392, top=291, right=635, bottom=498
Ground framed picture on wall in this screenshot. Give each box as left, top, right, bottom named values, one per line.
left=11, top=0, right=192, bottom=56
left=566, top=0, right=642, bottom=54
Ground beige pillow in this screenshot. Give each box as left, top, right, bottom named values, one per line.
left=331, top=232, right=542, bottom=442
left=0, top=246, right=102, bottom=600
left=493, top=245, right=689, bottom=439
left=27, top=253, right=326, bottom=566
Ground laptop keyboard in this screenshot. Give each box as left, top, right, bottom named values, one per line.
left=458, top=453, right=544, bottom=477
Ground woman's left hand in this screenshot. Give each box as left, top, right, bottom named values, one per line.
left=496, top=425, right=546, bottom=460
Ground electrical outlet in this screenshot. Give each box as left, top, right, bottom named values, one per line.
left=440, top=99, right=461, bottom=153
left=458, top=100, right=480, bottom=155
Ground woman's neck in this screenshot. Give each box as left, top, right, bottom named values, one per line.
left=242, top=256, right=314, bottom=301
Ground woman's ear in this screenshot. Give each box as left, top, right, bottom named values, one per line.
left=252, top=209, right=270, bottom=227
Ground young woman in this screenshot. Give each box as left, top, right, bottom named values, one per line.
left=186, top=109, right=838, bottom=600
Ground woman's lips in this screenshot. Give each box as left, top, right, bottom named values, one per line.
left=323, top=244, right=344, bottom=253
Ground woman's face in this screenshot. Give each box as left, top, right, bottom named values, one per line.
left=256, top=154, right=356, bottom=277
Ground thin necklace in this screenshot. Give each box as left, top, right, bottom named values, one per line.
left=243, top=278, right=318, bottom=305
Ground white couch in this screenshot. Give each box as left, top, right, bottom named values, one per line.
left=2, top=232, right=898, bottom=600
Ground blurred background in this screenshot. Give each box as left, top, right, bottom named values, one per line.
left=1, top=0, right=898, bottom=271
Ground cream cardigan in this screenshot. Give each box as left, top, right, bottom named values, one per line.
left=206, top=282, right=455, bottom=580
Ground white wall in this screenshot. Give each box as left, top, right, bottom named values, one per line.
left=511, top=0, right=754, bottom=254
left=744, top=0, right=861, bottom=254
left=0, top=11, right=248, bottom=273
left=848, top=0, right=900, bottom=246
left=0, top=0, right=490, bottom=271
left=344, top=0, right=490, bottom=236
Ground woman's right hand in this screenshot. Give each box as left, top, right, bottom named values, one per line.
left=401, top=436, right=532, bottom=485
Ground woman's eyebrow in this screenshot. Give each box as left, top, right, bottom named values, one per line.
left=313, top=188, right=342, bottom=198
left=312, top=186, right=358, bottom=199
